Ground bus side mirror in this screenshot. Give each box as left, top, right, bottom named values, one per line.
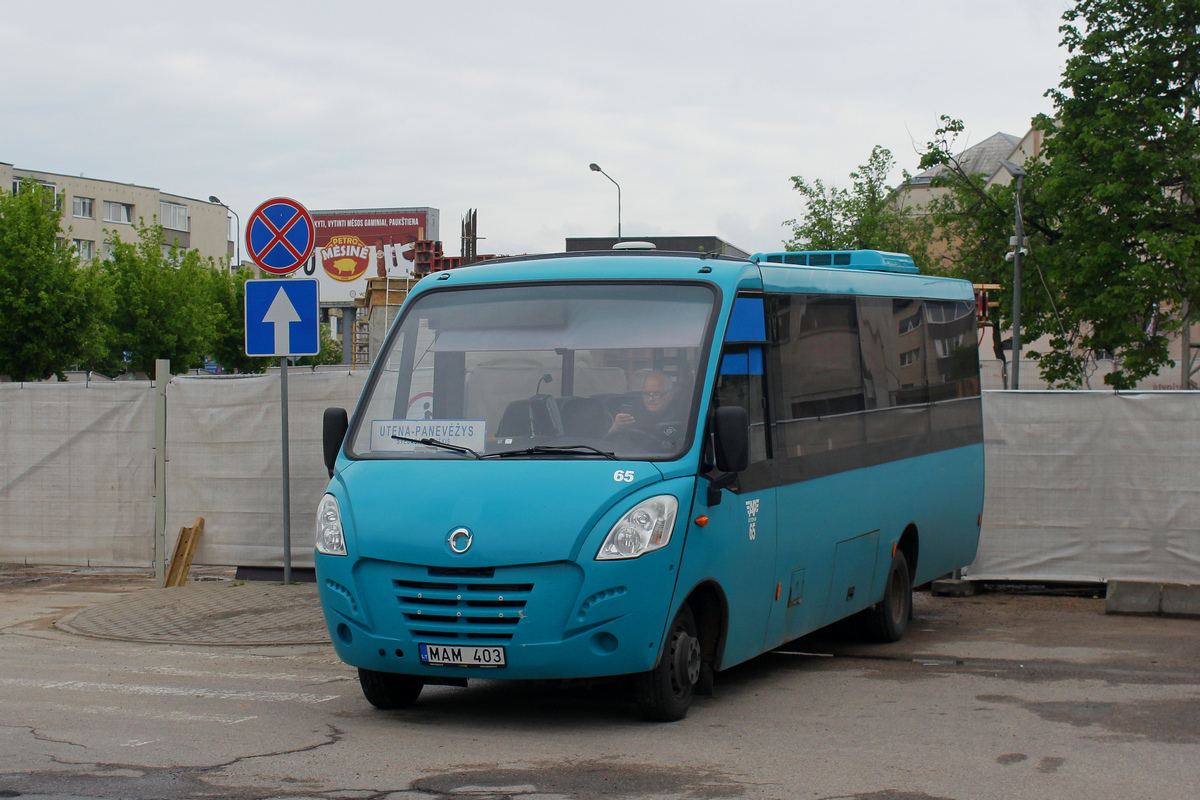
left=323, top=407, right=349, bottom=478
left=713, top=405, right=750, bottom=473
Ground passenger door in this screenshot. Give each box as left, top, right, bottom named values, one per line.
left=678, top=296, right=778, bottom=669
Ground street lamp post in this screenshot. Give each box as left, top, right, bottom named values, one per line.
left=208, top=195, right=240, bottom=273
left=588, top=163, right=621, bottom=240
left=998, top=160, right=1027, bottom=390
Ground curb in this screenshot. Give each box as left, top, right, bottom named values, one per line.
left=1105, top=580, right=1200, bottom=617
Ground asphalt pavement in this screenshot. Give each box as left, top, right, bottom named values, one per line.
left=3, top=563, right=1199, bottom=800
left=2, top=563, right=1196, bottom=671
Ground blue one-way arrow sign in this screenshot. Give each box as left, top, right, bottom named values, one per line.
left=245, top=279, right=320, bottom=357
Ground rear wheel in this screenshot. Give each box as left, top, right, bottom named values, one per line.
left=860, top=550, right=912, bottom=643
left=634, top=604, right=701, bottom=721
left=358, top=669, right=424, bottom=709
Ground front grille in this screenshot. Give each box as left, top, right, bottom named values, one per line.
left=394, top=576, right=532, bottom=642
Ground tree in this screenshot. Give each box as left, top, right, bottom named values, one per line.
left=1028, top=0, right=1200, bottom=389
left=921, top=0, right=1200, bottom=389
left=922, top=0, right=1200, bottom=390
left=785, top=145, right=935, bottom=270
left=0, top=180, right=110, bottom=381
left=206, top=267, right=271, bottom=374
left=94, top=222, right=220, bottom=376
left=916, top=117, right=1081, bottom=383
left=297, top=323, right=343, bottom=367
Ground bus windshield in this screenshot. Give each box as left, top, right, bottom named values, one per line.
left=347, top=282, right=717, bottom=461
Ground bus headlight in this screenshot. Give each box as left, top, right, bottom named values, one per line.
left=316, top=494, right=347, bottom=556
left=596, top=495, right=678, bottom=560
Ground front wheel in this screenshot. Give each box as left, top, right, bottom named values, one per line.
left=358, top=668, right=424, bottom=709
left=860, top=550, right=912, bottom=643
left=634, top=604, right=701, bottom=721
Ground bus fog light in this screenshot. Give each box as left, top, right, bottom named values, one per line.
left=317, top=494, right=347, bottom=556
left=589, top=631, right=618, bottom=654
left=597, top=495, right=678, bottom=560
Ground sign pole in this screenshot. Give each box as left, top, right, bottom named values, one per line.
left=280, top=356, right=292, bottom=585
left=243, top=197, right=318, bottom=584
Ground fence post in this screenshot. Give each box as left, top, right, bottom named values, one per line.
left=154, top=359, right=169, bottom=587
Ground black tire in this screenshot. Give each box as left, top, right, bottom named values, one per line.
left=358, top=668, right=424, bottom=709
left=634, top=604, right=702, bottom=722
left=860, top=550, right=912, bottom=643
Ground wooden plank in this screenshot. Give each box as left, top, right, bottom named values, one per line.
left=165, top=517, right=204, bottom=588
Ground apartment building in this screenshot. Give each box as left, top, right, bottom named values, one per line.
left=1, top=162, right=234, bottom=265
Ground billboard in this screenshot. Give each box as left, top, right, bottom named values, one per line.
left=296, top=207, right=440, bottom=303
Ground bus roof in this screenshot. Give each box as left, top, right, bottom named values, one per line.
left=412, top=249, right=973, bottom=302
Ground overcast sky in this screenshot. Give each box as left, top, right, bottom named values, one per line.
left=2, top=0, right=1070, bottom=258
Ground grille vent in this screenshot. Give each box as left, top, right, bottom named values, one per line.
left=394, top=576, right=532, bottom=642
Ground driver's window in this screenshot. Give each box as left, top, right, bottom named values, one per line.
left=716, top=348, right=767, bottom=464
left=716, top=296, right=769, bottom=463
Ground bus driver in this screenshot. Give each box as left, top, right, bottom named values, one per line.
left=608, top=371, right=682, bottom=435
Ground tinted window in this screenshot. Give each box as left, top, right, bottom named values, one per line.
left=765, top=293, right=981, bottom=483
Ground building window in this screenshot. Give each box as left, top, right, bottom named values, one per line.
left=14, top=178, right=56, bottom=196
left=73, top=197, right=95, bottom=219
left=73, top=239, right=95, bottom=260
left=934, top=334, right=968, bottom=358
left=925, top=300, right=974, bottom=324
left=899, top=347, right=920, bottom=367
left=160, top=201, right=188, bottom=231
left=104, top=201, right=134, bottom=224
left=13, top=179, right=61, bottom=210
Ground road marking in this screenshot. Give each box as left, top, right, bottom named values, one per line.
left=0, top=678, right=338, bottom=704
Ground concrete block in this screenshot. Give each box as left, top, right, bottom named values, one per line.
left=931, top=579, right=978, bottom=597
left=1105, top=580, right=1161, bottom=615
left=1161, top=583, right=1200, bottom=617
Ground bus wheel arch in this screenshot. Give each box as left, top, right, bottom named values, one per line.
left=683, top=581, right=727, bottom=686
left=897, top=523, right=918, bottom=582
left=634, top=603, right=701, bottom=721
left=861, top=541, right=914, bottom=643
left=633, top=581, right=727, bottom=720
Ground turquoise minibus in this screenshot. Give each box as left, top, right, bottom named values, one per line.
left=317, top=247, right=984, bottom=721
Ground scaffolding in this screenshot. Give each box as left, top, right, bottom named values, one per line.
left=351, top=312, right=370, bottom=368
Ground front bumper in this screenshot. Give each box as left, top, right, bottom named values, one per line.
left=316, top=551, right=680, bottom=680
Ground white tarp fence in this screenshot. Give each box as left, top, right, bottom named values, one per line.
left=2, top=379, right=1199, bottom=584
left=0, top=381, right=155, bottom=565
left=970, top=391, right=1200, bottom=584
left=166, top=370, right=368, bottom=568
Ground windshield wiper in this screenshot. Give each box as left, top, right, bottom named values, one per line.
left=483, top=444, right=618, bottom=460
left=391, top=434, right=482, bottom=459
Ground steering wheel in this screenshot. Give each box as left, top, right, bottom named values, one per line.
left=604, top=425, right=662, bottom=449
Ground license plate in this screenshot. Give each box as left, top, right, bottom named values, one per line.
left=419, top=643, right=506, bottom=667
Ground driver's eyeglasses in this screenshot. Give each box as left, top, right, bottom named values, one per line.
left=642, top=391, right=670, bottom=399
